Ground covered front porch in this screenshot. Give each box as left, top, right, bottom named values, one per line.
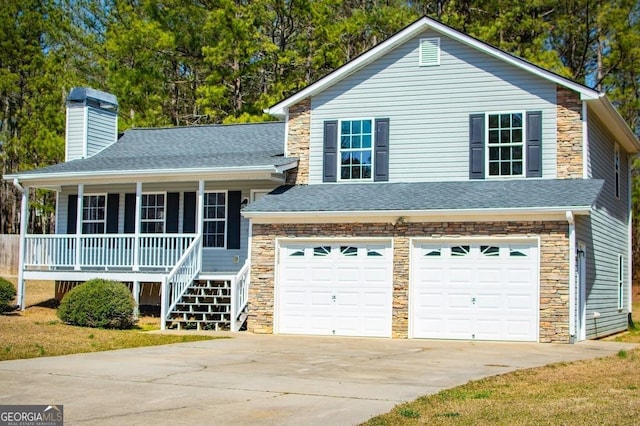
left=13, top=178, right=264, bottom=332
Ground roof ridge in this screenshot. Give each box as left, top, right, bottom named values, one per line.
left=124, top=121, right=284, bottom=132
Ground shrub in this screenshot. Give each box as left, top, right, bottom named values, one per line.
left=0, top=278, right=17, bottom=313
left=57, top=279, right=136, bottom=329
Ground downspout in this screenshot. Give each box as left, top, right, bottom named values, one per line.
left=13, top=179, right=28, bottom=310
left=582, top=101, right=589, bottom=179
left=566, top=210, right=577, bottom=343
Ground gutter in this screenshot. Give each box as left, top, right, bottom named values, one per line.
left=243, top=206, right=593, bottom=223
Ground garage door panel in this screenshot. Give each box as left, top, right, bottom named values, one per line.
left=279, top=241, right=392, bottom=338
left=412, top=240, right=538, bottom=342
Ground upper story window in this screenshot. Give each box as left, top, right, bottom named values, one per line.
left=614, top=144, right=620, bottom=199
left=82, top=194, right=106, bottom=234
left=323, top=118, right=389, bottom=183
left=469, top=111, right=541, bottom=180
left=488, top=113, right=523, bottom=176
left=203, top=192, right=226, bottom=248
left=340, top=119, right=373, bottom=180
left=141, top=193, right=165, bottom=233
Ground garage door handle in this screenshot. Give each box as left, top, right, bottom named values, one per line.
left=471, top=297, right=476, bottom=304
left=331, top=295, right=336, bottom=302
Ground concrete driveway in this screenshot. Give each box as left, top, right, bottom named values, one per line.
left=0, top=333, right=635, bottom=425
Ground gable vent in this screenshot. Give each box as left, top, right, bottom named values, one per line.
left=419, top=37, right=440, bottom=66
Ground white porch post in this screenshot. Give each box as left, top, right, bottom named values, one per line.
left=160, top=277, right=167, bottom=330
left=132, top=280, right=140, bottom=319
left=74, top=184, right=84, bottom=270
left=133, top=182, right=142, bottom=271
left=16, top=185, right=29, bottom=310
left=197, top=180, right=204, bottom=266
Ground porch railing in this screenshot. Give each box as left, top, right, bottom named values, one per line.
left=161, top=235, right=202, bottom=330
left=230, top=260, right=250, bottom=332
left=24, top=234, right=197, bottom=270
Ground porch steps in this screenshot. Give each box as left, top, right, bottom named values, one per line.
left=166, top=280, right=246, bottom=331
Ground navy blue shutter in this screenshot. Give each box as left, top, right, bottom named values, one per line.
left=67, top=194, right=78, bottom=234
left=227, top=191, right=241, bottom=249
left=106, top=194, right=119, bottom=233
left=526, top=111, right=543, bottom=178
left=323, top=120, right=338, bottom=182
left=124, top=193, right=136, bottom=234
left=166, top=192, right=179, bottom=233
left=469, top=114, right=485, bottom=179
left=374, top=118, right=389, bottom=182
left=182, top=192, right=196, bottom=233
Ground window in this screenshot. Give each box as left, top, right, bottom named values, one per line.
left=487, top=113, right=524, bottom=176
left=614, top=144, right=620, bottom=199
left=141, top=193, right=165, bottom=233
left=82, top=194, right=106, bottom=234
left=618, top=254, right=624, bottom=310
left=203, top=192, right=226, bottom=248
left=451, top=245, right=470, bottom=256
left=313, top=246, right=331, bottom=256
left=340, top=119, right=373, bottom=180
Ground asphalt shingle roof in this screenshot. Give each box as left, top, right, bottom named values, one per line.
left=18, top=121, right=291, bottom=176
left=244, top=179, right=604, bottom=213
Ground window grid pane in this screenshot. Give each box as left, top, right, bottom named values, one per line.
left=340, top=119, right=373, bottom=180
left=203, top=192, right=226, bottom=248
left=141, top=193, right=165, bottom=234
left=82, top=195, right=106, bottom=234
left=487, top=113, right=524, bottom=176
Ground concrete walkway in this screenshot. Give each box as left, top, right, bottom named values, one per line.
left=0, top=333, right=635, bottom=425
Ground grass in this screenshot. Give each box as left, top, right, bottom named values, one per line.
left=365, top=302, right=640, bottom=426
left=0, top=279, right=217, bottom=361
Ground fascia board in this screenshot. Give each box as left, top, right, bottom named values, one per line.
left=6, top=165, right=287, bottom=187
left=588, top=95, right=640, bottom=153
left=267, top=17, right=599, bottom=116
left=243, top=207, right=592, bottom=224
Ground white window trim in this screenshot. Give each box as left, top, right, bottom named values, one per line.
left=203, top=190, right=228, bottom=249
left=141, top=192, right=166, bottom=234
left=81, top=193, right=107, bottom=234
left=484, top=111, right=527, bottom=179
left=419, top=37, right=440, bottom=66
left=337, top=118, right=375, bottom=182
left=614, top=143, right=620, bottom=199
left=618, top=254, right=624, bottom=310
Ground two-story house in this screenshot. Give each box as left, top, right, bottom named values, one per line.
left=6, top=17, right=638, bottom=342
left=242, top=17, right=639, bottom=343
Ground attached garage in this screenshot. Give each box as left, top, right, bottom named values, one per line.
left=411, top=239, right=539, bottom=342
left=277, top=240, right=393, bottom=337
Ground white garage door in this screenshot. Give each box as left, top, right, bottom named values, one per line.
left=412, top=240, right=538, bottom=342
left=278, top=241, right=393, bottom=337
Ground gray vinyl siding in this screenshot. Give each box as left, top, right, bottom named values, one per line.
left=575, top=109, right=630, bottom=338
left=65, top=105, right=86, bottom=161
left=308, top=29, right=558, bottom=183
left=86, top=106, right=117, bottom=157
left=56, top=181, right=278, bottom=274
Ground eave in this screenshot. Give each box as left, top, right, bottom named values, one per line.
left=243, top=206, right=592, bottom=224
left=5, top=161, right=298, bottom=189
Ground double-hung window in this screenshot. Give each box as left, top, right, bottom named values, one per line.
left=141, top=193, right=165, bottom=233
left=618, top=254, right=624, bottom=310
left=203, top=192, right=226, bottom=248
left=487, top=112, right=524, bottom=177
left=82, top=194, right=106, bottom=234
left=340, top=119, right=373, bottom=180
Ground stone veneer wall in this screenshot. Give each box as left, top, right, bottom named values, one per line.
left=285, top=98, right=311, bottom=185
left=556, top=86, right=583, bottom=178
left=248, top=221, right=571, bottom=343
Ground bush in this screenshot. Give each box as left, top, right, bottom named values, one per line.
left=0, top=278, right=17, bottom=313
left=58, top=279, right=136, bottom=329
